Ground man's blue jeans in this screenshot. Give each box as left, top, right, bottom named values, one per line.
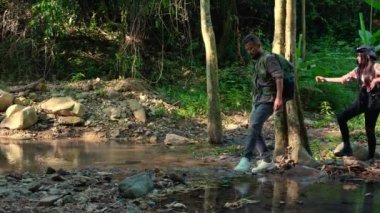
left=244, top=103, right=273, bottom=162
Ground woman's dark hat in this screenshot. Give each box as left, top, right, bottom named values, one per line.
left=356, top=45, right=378, bottom=60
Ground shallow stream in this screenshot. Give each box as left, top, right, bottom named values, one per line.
left=0, top=139, right=379, bottom=212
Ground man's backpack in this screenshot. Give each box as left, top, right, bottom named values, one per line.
left=273, top=53, right=295, bottom=101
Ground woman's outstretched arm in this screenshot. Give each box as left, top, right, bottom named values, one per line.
left=316, top=68, right=357, bottom=84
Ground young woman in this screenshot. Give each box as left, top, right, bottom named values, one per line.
left=316, top=45, right=380, bottom=160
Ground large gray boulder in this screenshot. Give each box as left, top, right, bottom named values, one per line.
left=334, top=142, right=368, bottom=161
left=1, top=105, right=38, bottom=129
left=0, top=90, right=14, bottom=112
left=119, top=172, right=154, bottom=199
left=40, top=97, right=85, bottom=117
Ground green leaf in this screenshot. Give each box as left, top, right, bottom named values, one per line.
left=359, top=13, right=372, bottom=45
left=374, top=44, right=380, bottom=52
left=371, top=29, right=380, bottom=42
left=364, top=0, right=380, bottom=10
left=359, top=30, right=372, bottom=45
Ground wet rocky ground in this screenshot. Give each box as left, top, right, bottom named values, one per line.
left=1, top=79, right=380, bottom=212
left=0, top=165, right=244, bottom=212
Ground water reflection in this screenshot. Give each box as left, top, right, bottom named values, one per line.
left=0, top=140, right=208, bottom=174
left=162, top=176, right=380, bottom=212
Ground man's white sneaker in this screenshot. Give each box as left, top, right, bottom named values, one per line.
left=234, top=157, right=251, bottom=172
left=251, top=160, right=275, bottom=174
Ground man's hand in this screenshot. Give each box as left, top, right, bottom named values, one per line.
left=274, top=97, right=283, bottom=111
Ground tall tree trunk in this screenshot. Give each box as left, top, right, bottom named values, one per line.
left=302, top=0, right=306, bottom=60
left=285, top=0, right=314, bottom=164
left=273, top=0, right=316, bottom=165
left=273, top=0, right=287, bottom=159
left=273, top=0, right=286, bottom=56
left=200, top=0, right=223, bottom=144
left=285, top=0, right=296, bottom=64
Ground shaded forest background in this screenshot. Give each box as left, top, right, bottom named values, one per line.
left=0, top=0, right=378, bottom=114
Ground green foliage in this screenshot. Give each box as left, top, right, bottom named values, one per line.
left=70, top=72, right=85, bottom=82
left=313, top=101, right=335, bottom=128
left=309, top=139, right=325, bottom=160
left=158, top=64, right=251, bottom=119
left=115, top=50, right=143, bottom=79
left=151, top=104, right=169, bottom=118
left=299, top=41, right=357, bottom=112
left=364, top=0, right=380, bottom=10
left=62, top=85, right=76, bottom=97
left=89, top=13, right=97, bottom=32
left=159, top=84, right=207, bottom=119
left=30, top=0, right=78, bottom=39
left=219, top=66, right=252, bottom=112
left=306, top=0, right=363, bottom=41
left=359, top=13, right=372, bottom=45
left=358, top=12, right=380, bottom=50
left=94, top=87, right=106, bottom=96
left=320, top=101, right=334, bottom=118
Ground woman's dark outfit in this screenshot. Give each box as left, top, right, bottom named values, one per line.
left=337, top=87, right=380, bottom=159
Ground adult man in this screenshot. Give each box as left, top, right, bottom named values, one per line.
left=234, top=34, right=284, bottom=173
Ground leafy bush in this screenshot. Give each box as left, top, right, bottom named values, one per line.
left=298, top=41, right=358, bottom=112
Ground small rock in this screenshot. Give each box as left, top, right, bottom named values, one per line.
left=51, top=174, right=65, bottom=182
left=46, top=167, right=56, bottom=174
left=164, top=134, right=191, bottom=145
left=165, top=201, right=187, bottom=209
left=57, top=169, right=70, bottom=176
left=149, top=135, right=158, bottom=144
left=84, top=120, right=92, bottom=126
left=110, top=129, right=121, bottom=138
left=86, top=203, right=98, bottom=212
left=57, top=116, right=82, bottom=125
left=38, top=195, right=62, bottom=206
left=119, top=172, right=154, bottom=199
left=28, top=182, right=42, bottom=193
left=14, top=96, right=31, bottom=106
left=0, top=90, right=14, bottom=112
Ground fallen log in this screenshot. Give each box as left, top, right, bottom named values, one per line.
left=8, top=78, right=45, bottom=93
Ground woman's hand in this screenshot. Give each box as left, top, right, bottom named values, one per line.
left=315, top=76, right=326, bottom=83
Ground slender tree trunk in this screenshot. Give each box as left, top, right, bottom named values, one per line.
left=273, top=0, right=288, bottom=159
left=200, top=0, right=223, bottom=144
left=273, top=0, right=286, bottom=56
left=285, top=0, right=314, bottom=163
left=285, top=0, right=296, bottom=64
left=273, top=0, right=316, bottom=165
left=302, top=0, right=306, bottom=60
